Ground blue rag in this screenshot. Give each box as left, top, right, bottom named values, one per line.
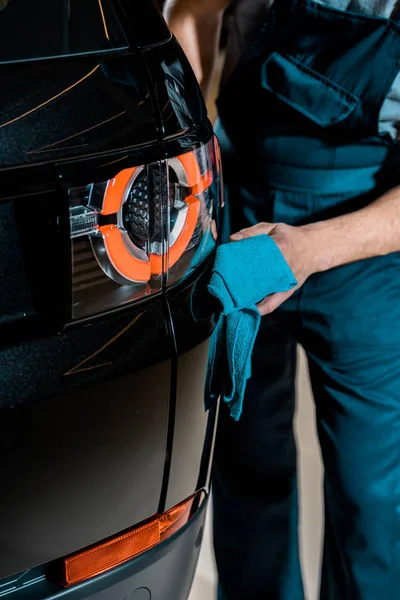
left=205, top=234, right=297, bottom=420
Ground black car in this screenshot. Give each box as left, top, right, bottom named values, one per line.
left=0, top=1, right=222, bottom=598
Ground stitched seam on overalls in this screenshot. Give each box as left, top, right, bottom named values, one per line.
left=262, top=54, right=360, bottom=127
left=361, top=26, right=400, bottom=133
left=296, top=0, right=392, bottom=23
left=273, top=53, right=360, bottom=107
left=259, top=181, right=363, bottom=196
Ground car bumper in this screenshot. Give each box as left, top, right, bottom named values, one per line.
left=1, top=495, right=208, bottom=600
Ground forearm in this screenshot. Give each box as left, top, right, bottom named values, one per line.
left=164, top=0, right=225, bottom=97
left=303, top=186, right=400, bottom=272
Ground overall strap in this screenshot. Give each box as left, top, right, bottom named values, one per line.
left=391, top=0, right=400, bottom=21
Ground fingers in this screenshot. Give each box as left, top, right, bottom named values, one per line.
left=230, top=222, right=276, bottom=241
left=256, top=289, right=294, bottom=315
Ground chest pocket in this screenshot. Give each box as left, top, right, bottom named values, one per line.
left=261, top=52, right=360, bottom=128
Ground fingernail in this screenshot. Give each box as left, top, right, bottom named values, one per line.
left=231, top=233, right=243, bottom=240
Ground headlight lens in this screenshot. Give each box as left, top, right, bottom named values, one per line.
left=69, top=137, right=221, bottom=320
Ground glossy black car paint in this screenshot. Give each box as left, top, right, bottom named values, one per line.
left=0, top=0, right=129, bottom=64
left=0, top=1, right=217, bottom=597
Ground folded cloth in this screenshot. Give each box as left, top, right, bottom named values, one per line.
left=205, top=234, right=297, bottom=420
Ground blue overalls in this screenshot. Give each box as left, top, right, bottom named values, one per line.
left=212, top=0, right=400, bottom=598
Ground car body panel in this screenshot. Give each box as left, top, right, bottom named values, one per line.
left=0, top=357, right=171, bottom=578
left=117, top=0, right=172, bottom=49
left=141, top=39, right=207, bottom=140
left=0, top=265, right=215, bottom=580
left=0, top=54, right=159, bottom=168
left=0, top=1, right=218, bottom=594
left=0, top=0, right=129, bottom=64
left=165, top=340, right=212, bottom=511
left=0, top=297, right=172, bottom=408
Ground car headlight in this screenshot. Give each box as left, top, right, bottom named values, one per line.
left=69, top=137, right=222, bottom=320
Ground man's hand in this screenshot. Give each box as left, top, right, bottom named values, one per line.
left=231, top=223, right=319, bottom=315
left=230, top=183, right=400, bottom=315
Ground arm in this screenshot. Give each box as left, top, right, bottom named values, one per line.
left=163, top=0, right=231, bottom=97
left=231, top=186, right=400, bottom=314
left=302, top=186, right=400, bottom=270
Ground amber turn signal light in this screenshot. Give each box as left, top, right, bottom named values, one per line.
left=61, top=492, right=203, bottom=587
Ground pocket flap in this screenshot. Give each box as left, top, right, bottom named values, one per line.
left=261, top=52, right=359, bottom=127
